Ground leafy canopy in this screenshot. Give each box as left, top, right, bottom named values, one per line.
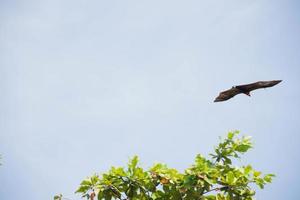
left=57, top=131, right=274, bottom=200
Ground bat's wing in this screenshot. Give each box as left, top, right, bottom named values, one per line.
left=236, top=80, right=282, bottom=92
left=214, top=87, right=242, bottom=102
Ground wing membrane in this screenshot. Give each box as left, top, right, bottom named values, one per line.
left=214, top=87, right=241, bottom=102
left=236, top=80, right=282, bottom=92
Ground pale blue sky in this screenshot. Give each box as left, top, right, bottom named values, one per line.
left=1, top=0, right=300, bottom=199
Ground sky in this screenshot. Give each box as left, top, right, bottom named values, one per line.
left=0, top=0, right=300, bottom=199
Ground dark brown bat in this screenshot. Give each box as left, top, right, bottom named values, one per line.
left=214, top=80, right=282, bottom=102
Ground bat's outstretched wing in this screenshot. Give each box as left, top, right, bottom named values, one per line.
left=235, top=80, right=282, bottom=93
left=214, top=87, right=242, bottom=102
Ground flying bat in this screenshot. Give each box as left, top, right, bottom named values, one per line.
left=214, top=80, right=282, bottom=102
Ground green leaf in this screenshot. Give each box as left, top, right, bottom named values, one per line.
left=244, top=165, right=253, bottom=175
left=226, top=171, right=235, bottom=185
left=227, top=132, right=234, bottom=140
left=204, top=195, right=216, bottom=200
left=253, top=171, right=262, bottom=177
left=263, top=174, right=275, bottom=183
left=75, top=185, right=91, bottom=193
left=235, top=144, right=252, bottom=152
left=128, top=156, right=139, bottom=175
left=80, top=179, right=92, bottom=186
left=53, top=194, right=62, bottom=200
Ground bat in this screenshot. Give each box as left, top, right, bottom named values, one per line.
left=214, top=80, right=282, bottom=102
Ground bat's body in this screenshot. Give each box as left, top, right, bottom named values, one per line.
left=214, top=80, right=282, bottom=102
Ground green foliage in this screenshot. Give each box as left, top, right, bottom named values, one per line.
left=54, top=194, right=63, bottom=200
left=62, top=131, right=274, bottom=200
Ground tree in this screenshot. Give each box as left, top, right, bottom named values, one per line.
left=57, top=131, right=274, bottom=200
